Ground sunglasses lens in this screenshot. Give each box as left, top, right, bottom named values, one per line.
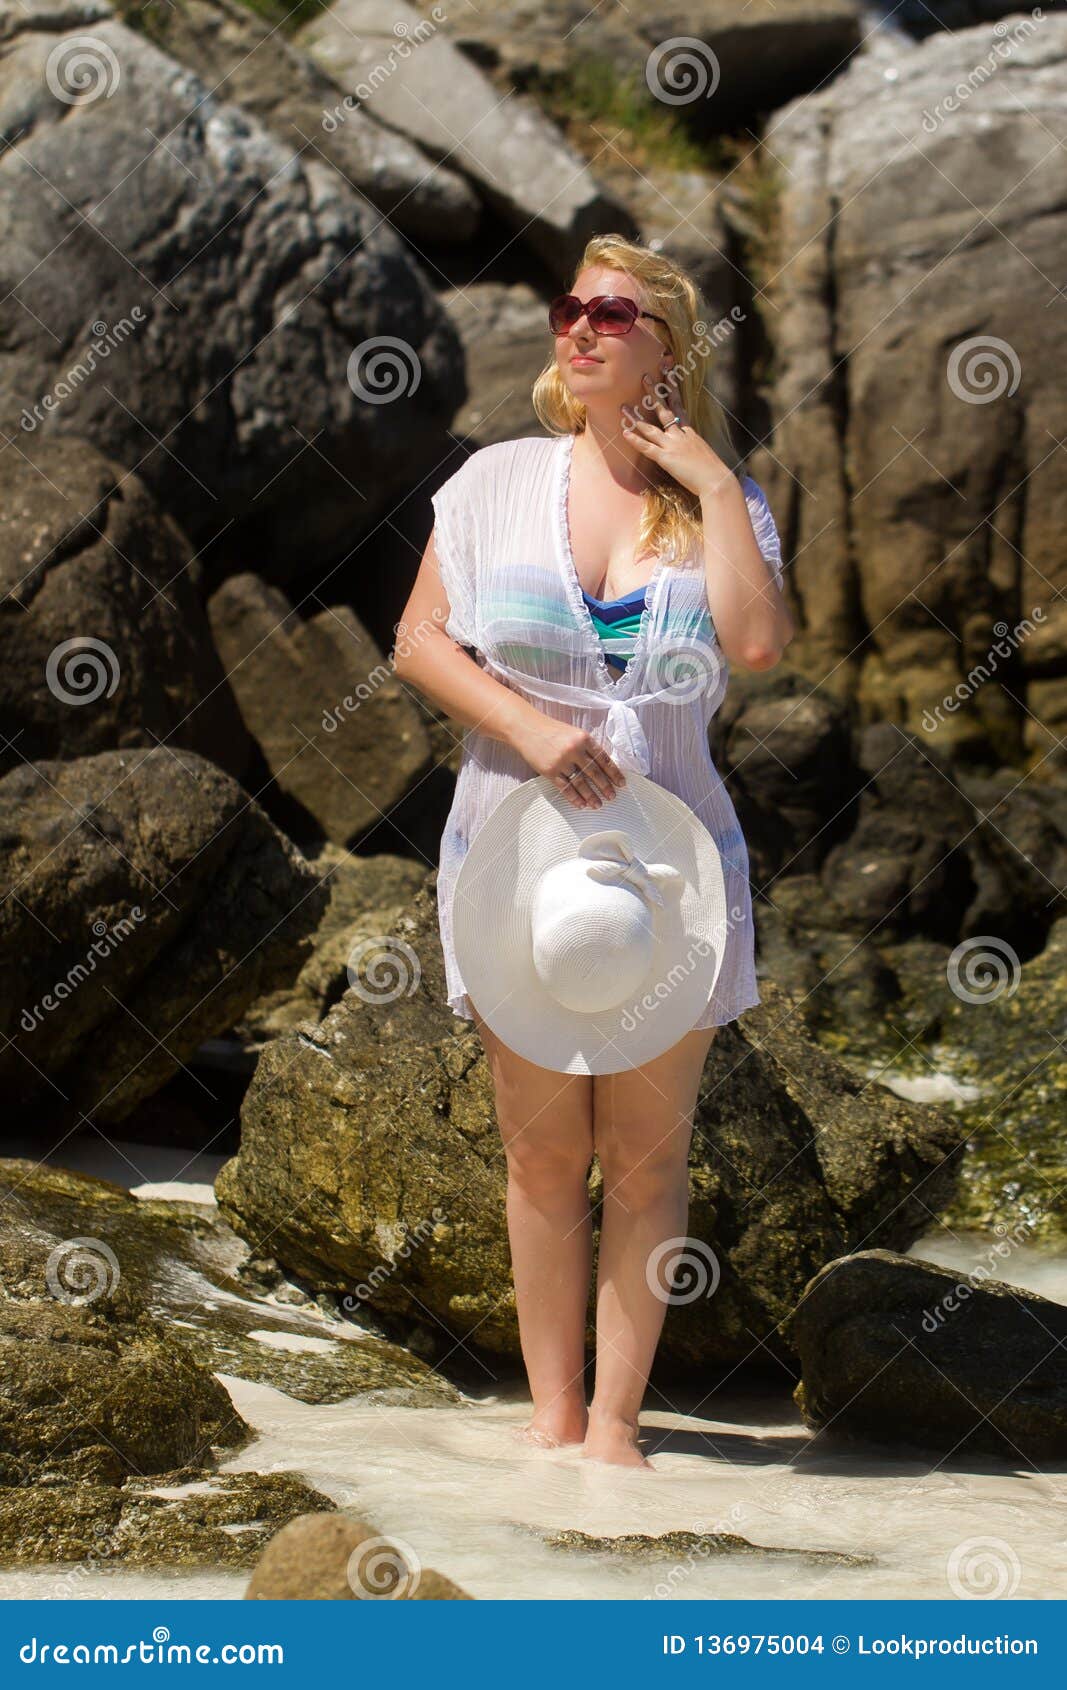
left=589, top=299, right=637, bottom=333
left=548, top=296, right=581, bottom=333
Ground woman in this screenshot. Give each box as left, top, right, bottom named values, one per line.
left=394, top=234, right=794, bottom=1469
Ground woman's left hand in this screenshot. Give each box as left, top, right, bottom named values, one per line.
left=621, top=371, right=733, bottom=497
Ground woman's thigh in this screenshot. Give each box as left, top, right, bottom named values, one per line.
left=592, top=1024, right=718, bottom=1179
left=468, top=1001, right=594, bottom=1174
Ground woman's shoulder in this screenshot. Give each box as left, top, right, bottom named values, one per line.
left=436, top=434, right=557, bottom=487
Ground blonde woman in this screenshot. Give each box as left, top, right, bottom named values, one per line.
left=394, top=235, right=793, bottom=1468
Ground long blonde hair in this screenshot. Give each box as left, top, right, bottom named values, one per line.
left=531, top=233, right=737, bottom=567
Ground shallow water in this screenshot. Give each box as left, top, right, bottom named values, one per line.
left=2, top=1138, right=1065, bottom=1602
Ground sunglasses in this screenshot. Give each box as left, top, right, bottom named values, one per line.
left=548, top=294, right=670, bottom=337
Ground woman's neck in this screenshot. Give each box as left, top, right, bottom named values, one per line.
left=574, top=413, right=654, bottom=494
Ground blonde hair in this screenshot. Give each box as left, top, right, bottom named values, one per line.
left=531, top=233, right=737, bottom=568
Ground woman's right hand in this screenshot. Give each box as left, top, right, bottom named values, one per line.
left=508, top=712, right=628, bottom=809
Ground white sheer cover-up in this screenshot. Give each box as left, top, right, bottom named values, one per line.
left=429, top=432, right=785, bottom=1031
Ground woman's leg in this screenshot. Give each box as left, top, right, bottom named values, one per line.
left=470, top=1002, right=595, bottom=1446
left=586, top=1023, right=718, bottom=1467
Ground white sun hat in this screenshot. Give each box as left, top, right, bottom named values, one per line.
left=451, top=771, right=728, bottom=1074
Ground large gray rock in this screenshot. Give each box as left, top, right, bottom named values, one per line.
left=786, top=1249, right=1067, bottom=1460
left=0, top=435, right=249, bottom=779
left=111, top=0, right=481, bottom=243
left=216, top=879, right=963, bottom=1372
left=756, top=14, right=1067, bottom=764
left=0, top=0, right=464, bottom=573
left=0, top=749, right=328, bottom=1128
left=297, top=0, right=638, bottom=278
left=207, top=572, right=432, bottom=846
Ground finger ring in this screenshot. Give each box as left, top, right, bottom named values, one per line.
left=664, top=415, right=682, bottom=429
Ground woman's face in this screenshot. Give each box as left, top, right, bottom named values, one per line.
left=554, top=265, right=673, bottom=417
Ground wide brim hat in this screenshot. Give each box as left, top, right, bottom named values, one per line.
left=452, top=771, right=728, bottom=1074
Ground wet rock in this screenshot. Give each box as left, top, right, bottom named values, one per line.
left=0, top=438, right=249, bottom=781
left=863, top=916, right=1067, bottom=1243
left=0, top=1158, right=462, bottom=1409
left=245, top=1511, right=471, bottom=1598
left=0, top=0, right=463, bottom=574
left=0, top=750, right=327, bottom=1130
left=0, top=1471, right=335, bottom=1571
left=543, top=1527, right=874, bottom=1569
left=0, top=1297, right=246, bottom=1486
left=785, top=1248, right=1067, bottom=1460
left=216, top=879, right=963, bottom=1372
left=207, top=575, right=432, bottom=847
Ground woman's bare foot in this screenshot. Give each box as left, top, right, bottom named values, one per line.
left=511, top=1400, right=588, bottom=1449
left=580, top=1407, right=653, bottom=1468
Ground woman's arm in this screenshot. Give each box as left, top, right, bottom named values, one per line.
left=697, top=476, right=795, bottom=671
left=392, top=527, right=535, bottom=748
left=392, top=527, right=627, bottom=809
left=620, top=376, right=795, bottom=672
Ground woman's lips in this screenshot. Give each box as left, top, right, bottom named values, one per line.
left=570, top=356, right=601, bottom=366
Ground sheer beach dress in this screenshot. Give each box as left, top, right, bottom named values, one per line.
left=429, top=432, right=785, bottom=1032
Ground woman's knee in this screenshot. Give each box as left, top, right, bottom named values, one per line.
left=594, top=1109, right=694, bottom=1204
left=502, top=1128, right=593, bottom=1191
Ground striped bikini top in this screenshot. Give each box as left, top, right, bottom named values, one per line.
left=580, top=582, right=648, bottom=675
